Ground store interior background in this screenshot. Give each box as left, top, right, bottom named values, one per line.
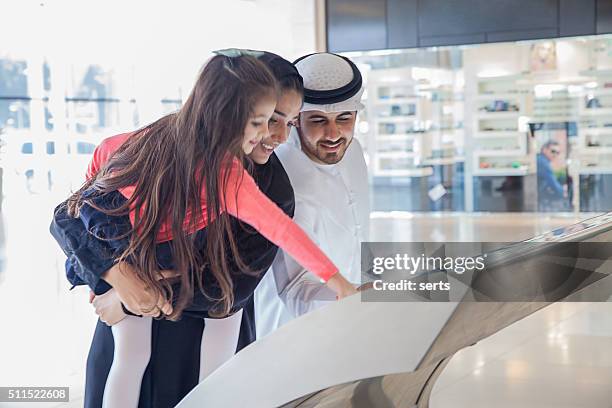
left=0, top=1, right=611, bottom=407
left=348, top=36, right=612, bottom=214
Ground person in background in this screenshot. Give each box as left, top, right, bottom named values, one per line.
left=537, top=140, right=565, bottom=210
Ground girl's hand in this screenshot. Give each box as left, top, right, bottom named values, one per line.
left=92, top=288, right=127, bottom=326
left=325, top=273, right=358, bottom=300
left=102, top=262, right=173, bottom=317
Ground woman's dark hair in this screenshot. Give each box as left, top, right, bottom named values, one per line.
left=277, top=71, right=304, bottom=98
left=68, top=55, right=279, bottom=319
left=258, top=51, right=304, bottom=98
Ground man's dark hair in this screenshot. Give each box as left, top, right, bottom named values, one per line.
left=541, top=140, right=560, bottom=152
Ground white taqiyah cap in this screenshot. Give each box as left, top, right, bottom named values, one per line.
left=293, top=52, right=365, bottom=113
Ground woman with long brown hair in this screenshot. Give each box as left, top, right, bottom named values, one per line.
left=51, top=52, right=355, bottom=407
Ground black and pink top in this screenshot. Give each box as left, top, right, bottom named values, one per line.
left=86, top=132, right=337, bottom=282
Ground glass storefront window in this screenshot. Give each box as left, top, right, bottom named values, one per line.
left=0, top=59, right=142, bottom=196
left=0, top=59, right=30, bottom=130
left=161, top=98, right=182, bottom=115
left=0, top=99, right=31, bottom=130
left=345, top=34, right=612, bottom=213
left=65, top=99, right=122, bottom=133
left=64, top=63, right=138, bottom=134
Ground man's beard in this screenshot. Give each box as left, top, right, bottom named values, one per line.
left=314, top=138, right=351, bottom=164
left=297, top=126, right=354, bottom=165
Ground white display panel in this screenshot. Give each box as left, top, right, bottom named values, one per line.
left=176, top=296, right=458, bottom=408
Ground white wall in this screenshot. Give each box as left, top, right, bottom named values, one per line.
left=0, top=0, right=318, bottom=123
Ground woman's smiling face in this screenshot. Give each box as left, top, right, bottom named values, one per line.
left=249, top=89, right=302, bottom=164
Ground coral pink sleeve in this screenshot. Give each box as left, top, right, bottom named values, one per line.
left=86, top=133, right=132, bottom=180
left=86, top=145, right=104, bottom=180
left=221, top=160, right=338, bottom=282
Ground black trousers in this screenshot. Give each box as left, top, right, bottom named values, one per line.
left=84, top=296, right=256, bottom=408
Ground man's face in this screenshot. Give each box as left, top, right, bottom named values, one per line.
left=296, top=110, right=356, bottom=165
left=542, top=145, right=560, bottom=161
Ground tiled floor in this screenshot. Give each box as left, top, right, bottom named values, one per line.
left=1, top=208, right=610, bottom=407
left=430, top=302, right=612, bottom=408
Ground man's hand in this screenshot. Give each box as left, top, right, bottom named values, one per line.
left=91, top=288, right=127, bottom=326
left=102, top=262, right=173, bottom=316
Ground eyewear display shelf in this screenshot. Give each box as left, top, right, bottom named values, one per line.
left=471, top=76, right=534, bottom=212
left=369, top=78, right=432, bottom=178
left=472, top=76, right=532, bottom=177
left=578, top=72, right=612, bottom=211
left=367, top=75, right=433, bottom=211
left=366, top=70, right=464, bottom=211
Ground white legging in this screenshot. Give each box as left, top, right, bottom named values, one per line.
left=103, top=316, right=152, bottom=408
left=101, top=310, right=244, bottom=408
left=200, top=309, right=243, bottom=380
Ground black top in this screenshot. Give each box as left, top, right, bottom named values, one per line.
left=50, top=152, right=295, bottom=318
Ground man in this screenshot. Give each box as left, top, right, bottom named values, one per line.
left=255, top=52, right=370, bottom=337
left=537, top=140, right=564, bottom=198
left=537, top=140, right=566, bottom=211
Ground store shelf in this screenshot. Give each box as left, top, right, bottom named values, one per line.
left=375, top=97, right=419, bottom=105
left=472, top=77, right=531, bottom=181
left=475, top=92, right=527, bottom=100
left=376, top=116, right=418, bottom=123
left=375, top=167, right=434, bottom=177
left=584, top=88, right=612, bottom=96
left=429, top=99, right=460, bottom=105
left=473, top=166, right=530, bottom=176
left=478, top=73, right=527, bottom=81
left=476, top=111, right=521, bottom=119
left=473, top=131, right=523, bottom=139
left=531, top=114, right=580, bottom=122
left=473, top=149, right=525, bottom=157
left=422, top=157, right=465, bottom=165
left=581, top=147, right=612, bottom=154
left=376, top=134, right=419, bottom=142
left=580, top=108, right=612, bottom=116
left=579, top=69, right=612, bottom=77
left=376, top=151, right=417, bottom=158
left=580, top=127, right=612, bottom=136
left=433, top=129, right=463, bottom=137
left=579, top=167, right=612, bottom=175
left=533, top=107, right=578, bottom=113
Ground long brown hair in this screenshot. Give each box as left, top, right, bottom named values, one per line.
left=68, top=55, right=278, bottom=319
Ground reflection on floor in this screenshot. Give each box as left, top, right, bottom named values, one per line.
left=372, top=213, right=612, bottom=408
left=368, top=213, right=612, bottom=408
left=0, top=210, right=609, bottom=407
left=431, top=302, right=612, bottom=408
